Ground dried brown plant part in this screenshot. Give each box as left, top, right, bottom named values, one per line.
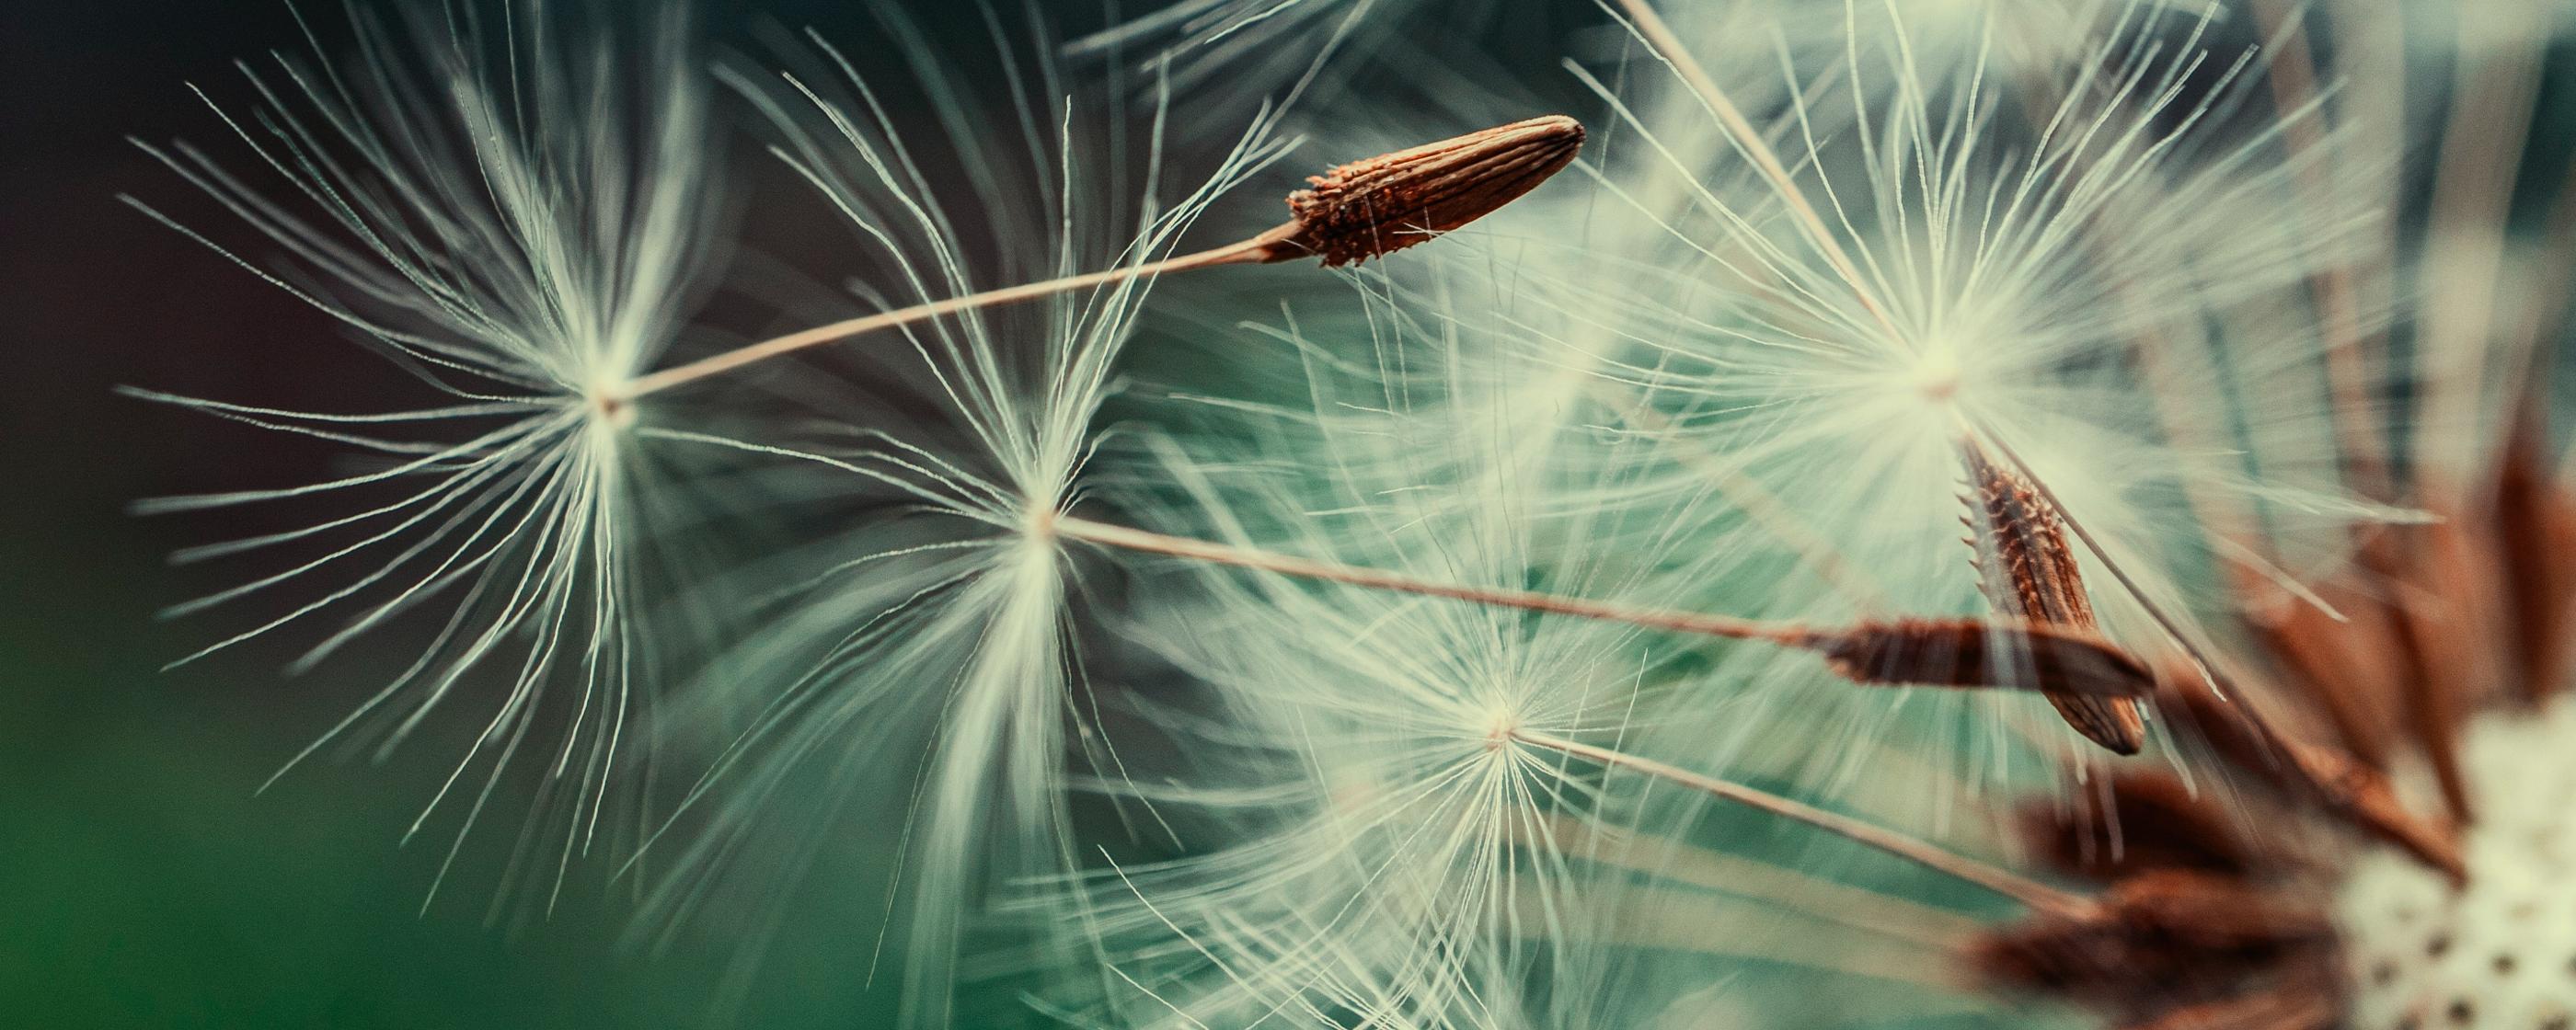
left=2492, top=421, right=2576, bottom=703
left=2127, top=975, right=2340, bottom=1030
left=1246, top=115, right=1585, bottom=267
left=2162, top=670, right=2465, bottom=883
left=2232, top=566, right=2408, bottom=769
left=2249, top=0, right=2395, bottom=501
left=2367, top=520, right=2499, bottom=823
left=618, top=116, right=1585, bottom=398
left=1972, top=869, right=2337, bottom=1022
left=2414, top=9, right=2548, bottom=494
left=1793, top=618, right=2157, bottom=700
left=2018, top=772, right=2260, bottom=882
left=1961, top=437, right=2150, bottom=754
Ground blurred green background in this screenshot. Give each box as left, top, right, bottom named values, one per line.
left=0, top=3, right=1053, bottom=1027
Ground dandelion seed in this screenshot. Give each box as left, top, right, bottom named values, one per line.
left=1534, top=0, right=2411, bottom=771
left=1048, top=361, right=2084, bottom=1028
left=614, top=19, right=1588, bottom=1019
left=1962, top=438, right=2147, bottom=752
left=1641, top=424, right=2575, bottom=1025
left=1264, top=115, right=1586, bottom=267
left=619, top=114, right=1584, bottom=399
left=127, top=5, right=722, bottom=907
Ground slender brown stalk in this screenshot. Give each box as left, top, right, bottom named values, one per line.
left=619, top=116, right=1586, bottom=401
left=1537, top=812, right=1981, bottom=952
left=1509, top=729, right=2096, bottom=919
left=1057, top=513, right=1802, bottom=639
left=2162, top=668, right=2467, bottom=884
left=1052, top=515, right=2157, bottom=698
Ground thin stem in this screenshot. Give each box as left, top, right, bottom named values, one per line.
left=1053, top=514, right=1808, bottom=645
left=1536, top=812, right=1981, bottom=952
left=1058, top=513, right=2156, bottom=699
left=619, top=235, right=1279, bottom=400
left=1509, top=729, right=2095, bottom=919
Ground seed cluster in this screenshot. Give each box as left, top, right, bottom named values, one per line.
left=2338, top=695, right=2576, bottom=1029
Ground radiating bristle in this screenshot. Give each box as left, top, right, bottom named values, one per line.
left=1259, top=115, right=1585, bottom=267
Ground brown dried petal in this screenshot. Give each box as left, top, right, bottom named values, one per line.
left=2018, top=772, right=2257, bottom=881
left=1257, top=115, right=1585, bottom=267
left=2163, top=669, right=2466, bottom=882
left=1973, top=870, right=2330, bottom=1013
left=2235, top=566, right=2404, bottom=769
left=2495, top=425, right=2576, bottom=703
left=2386, top=519, right=2494, bottom=819
left=2125, top=978, right=2339, bottom=1030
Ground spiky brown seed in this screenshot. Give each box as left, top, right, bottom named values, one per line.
left=1254, top=115, right=1586, bottom=267
left=1961, top=438, right=2150, bottom=754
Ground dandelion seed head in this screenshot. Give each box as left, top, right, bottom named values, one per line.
left=127, top=3, right=725, bottom=908
left=1466, top=0, right=2421, bottom=795
left=1041, top=280, right=1836, bottom=1026
left=610, top=12, right=1311, bottom=1020
left=1911, top=341, right=1966, bottom=405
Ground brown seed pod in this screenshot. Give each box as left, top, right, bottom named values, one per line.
left=1798, top=617, right=2159, bottom=700
left=1961, top=437, right=2150, bottom=753
left=1251, top=115, right=1586, bottom=267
